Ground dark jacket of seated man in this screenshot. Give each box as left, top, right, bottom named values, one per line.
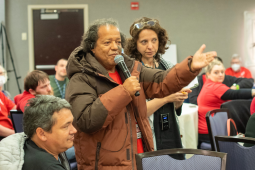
left=244, top=113, right=255, bottom=147
left=189, top=73, right=254, bottom=105
left=0, top=95, right=77, bottom=170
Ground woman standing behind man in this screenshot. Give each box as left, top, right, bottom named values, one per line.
left=125, top=17, right=191, bottom=160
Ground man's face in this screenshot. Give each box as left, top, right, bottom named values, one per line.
left=33, top=79, right=52, bottom=95
left=55, top=60, right=67, bottom=78
left=91, top=25, right=121, bottom=71
left=44, top=108, right=77, bottom=154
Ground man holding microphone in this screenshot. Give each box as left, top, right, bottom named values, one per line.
left=65, top=18, right=217, bottom=170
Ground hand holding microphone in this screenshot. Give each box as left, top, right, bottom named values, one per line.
left=114, top=55, right=140, bottom=97
left=123, top=76, right=141, bottom=97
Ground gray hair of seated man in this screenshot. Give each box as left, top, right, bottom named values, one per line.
left=23, top=95, right=72, bottom=138
left=81, top=18, right=126, bottom=53
left=231, top=53, right=241, bottom=62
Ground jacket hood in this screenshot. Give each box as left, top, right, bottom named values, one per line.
left=0, top=132, right=27, bottom=170
left=67, top=46, right=136, bottom=80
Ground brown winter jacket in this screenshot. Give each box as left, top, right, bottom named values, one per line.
left=65, top=46, right=200, bottom=170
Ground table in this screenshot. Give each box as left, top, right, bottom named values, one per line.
left=178, top=103, right=198, bottom=149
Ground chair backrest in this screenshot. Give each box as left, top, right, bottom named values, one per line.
left=136, top=148, right=227, bottom=170
left=206, top=109, right=229, bottom=151
left=10, top=110, right=24, bottom=133
left=221, top=100, right=251, bottom=134
left=215, top=136, right=255, bottom=170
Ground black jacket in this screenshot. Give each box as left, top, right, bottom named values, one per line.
left=244, top=113, right=255, bottom=147
left=152, top=59, right=184, bottom=160
left=189, top=73, right=254, bottom=105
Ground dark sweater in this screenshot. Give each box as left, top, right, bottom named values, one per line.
left=22, top=139, right=66, bottom=170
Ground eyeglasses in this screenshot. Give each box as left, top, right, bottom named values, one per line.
left=133, top=20, right=157, bottom=30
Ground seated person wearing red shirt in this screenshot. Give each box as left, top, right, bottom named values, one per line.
left=189, top=56, right=254, bottom=105
left=14, top=70, right=52, bottom=112
left=225, top=54, right=253, bottom=78
left=197, top=59, right=255, bottom=148
left=0, top=91, right=16, bottom=140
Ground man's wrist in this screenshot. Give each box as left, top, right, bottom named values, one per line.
left=188, top=57, right=196, bottom=73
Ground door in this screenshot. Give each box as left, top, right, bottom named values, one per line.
left=28, top=5, right=88, bottom=75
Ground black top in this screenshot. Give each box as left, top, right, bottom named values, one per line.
left=189, top=73, right=254, bottom=105
left=153, top=62, right=184, bottom=160
left=22, top=139, right=66, bottom=170
left=221, top=89, right=252, bottom=100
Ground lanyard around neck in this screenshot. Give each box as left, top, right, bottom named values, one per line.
left=54, top=77, right=66, bottom=99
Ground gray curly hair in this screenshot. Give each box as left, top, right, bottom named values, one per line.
left=81, top=18, right=126, bottom=53
left=23, top=95, right=72, bottom=138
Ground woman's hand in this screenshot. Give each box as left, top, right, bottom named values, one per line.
left=191, top=44, right=217, bottom=72
left=164, top=91, right=189, bottom=103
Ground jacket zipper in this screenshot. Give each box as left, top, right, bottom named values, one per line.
left=95, top=142, right=101, bottom=170
left=127, top=105, right=135, bottom=170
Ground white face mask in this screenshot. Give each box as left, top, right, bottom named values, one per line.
left=0, top=76, right=6, bottom=86
left=231, top=64, right=240, bottom=72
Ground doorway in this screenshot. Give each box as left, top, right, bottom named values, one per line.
left=28, top=5, right=88, bottom=74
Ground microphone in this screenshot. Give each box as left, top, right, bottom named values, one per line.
left=114, top=55, right=140, bottom=96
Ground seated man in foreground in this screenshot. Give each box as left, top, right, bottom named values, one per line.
left=14, top=70, right=52, bottom=112
left=0, top=95, right=77, bottom=170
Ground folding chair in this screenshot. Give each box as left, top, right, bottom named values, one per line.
left=215, top=136, right=255, bottom=170
left=10, top=110, right=24, bottom=133
left=136, top=148, right=227, bottom=170
left=206, top=109, right=229, bottom=151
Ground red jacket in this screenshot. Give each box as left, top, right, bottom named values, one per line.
left=14, top=91, right=35, bottom=112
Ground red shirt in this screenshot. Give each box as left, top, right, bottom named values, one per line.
left=225, top=67, right=253, bottom=78
left=197, top=79, right=229, bottom=134
left=0, top=91, right=15, bottom=129
left=250, top=98, right=255, bottom=115
left=14, top=91, right=35, bottom=112
left=109, top=70, right=144, bottom=154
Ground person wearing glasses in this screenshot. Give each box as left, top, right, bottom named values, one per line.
left=125, top=17, right=198, bottom=159
left=65, top=18, right=216, bottom=169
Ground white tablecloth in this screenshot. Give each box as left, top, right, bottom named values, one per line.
left=178, top=103, right=198, bottom=149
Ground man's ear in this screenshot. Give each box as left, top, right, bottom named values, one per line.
left=90, top=42, right=95, bottom=54
left=36, top=127, right=47, bottom=142
left=55, top=65, right=58, bottom=72
left=28, top=88, right=36, bottom=96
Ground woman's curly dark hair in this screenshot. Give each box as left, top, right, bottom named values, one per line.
left=124, top=17, right=170, bottom=62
